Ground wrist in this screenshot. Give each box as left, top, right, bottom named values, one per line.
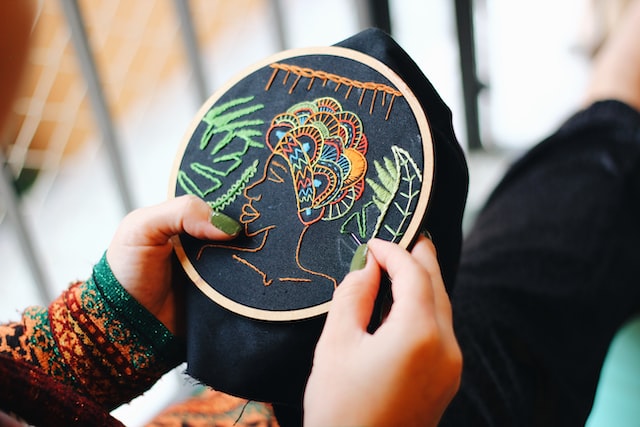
left=92, top=252, right=184, bottom=364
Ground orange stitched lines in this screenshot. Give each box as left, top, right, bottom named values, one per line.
left=196, top=225, right=274, bottom=259
left=295, top=226, right=338, bottom=288
left=266, top=63, right=403, bottom=120
left=233, top=254, right=273, bottom=286
left=267, top=165, right=286, bottom=183
left=279, top=278, right=312, bottom=283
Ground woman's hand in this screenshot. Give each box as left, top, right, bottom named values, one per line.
left=105, top=195, right=239, bottom=335
left=304, top=236, right=462, bottom=427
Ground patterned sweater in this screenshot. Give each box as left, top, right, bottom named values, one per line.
left=0, top=254, right=184, bottom=425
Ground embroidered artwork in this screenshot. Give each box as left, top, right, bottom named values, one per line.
left=171, top=47, right=434, bottom=321
left=177, top=96, right=264, bottom=211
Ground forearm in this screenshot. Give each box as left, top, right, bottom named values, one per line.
left=0, top=253, right=185, bottom=409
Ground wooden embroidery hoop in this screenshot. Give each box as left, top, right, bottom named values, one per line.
left=169, top=45, right=435, bottom=322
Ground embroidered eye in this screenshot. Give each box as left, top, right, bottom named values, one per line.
left=268, top=161, right=287, bottom=183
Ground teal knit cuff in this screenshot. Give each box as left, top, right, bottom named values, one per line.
left=91, top=252, right=184, bottom=365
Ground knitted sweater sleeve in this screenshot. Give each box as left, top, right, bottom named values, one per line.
left=0, top=253, right=185, bottom=410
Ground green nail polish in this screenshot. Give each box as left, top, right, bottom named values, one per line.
left=349, top=243, right=368, bottom=272
left=210, top=211, right=242, bottom=236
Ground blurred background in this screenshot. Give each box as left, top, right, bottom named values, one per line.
left=1, top=0, right=637, bottom=425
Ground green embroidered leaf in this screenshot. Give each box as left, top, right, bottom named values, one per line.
left=209, top=159, right=260, bottom=211
left=190, top=163, right=223, bottom=196
left=339, top=200, right=378, bottom=240
left=177, top=171, right=205, bottom=198
left=374, top=146, right=423, bottom=243
left=209, top=120, right=264, bottom=155
left=178, top=96, right=267, bottom=209
left=200, top=97, right=265, bottom=152
left=373, top=158, right=397, bottom=192
left=366, top=177, right=392, bottom=211
left=369, top=152, right=401, bottom=238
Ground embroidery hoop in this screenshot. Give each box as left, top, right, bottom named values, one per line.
left=169, top=45, right=435, bottom=322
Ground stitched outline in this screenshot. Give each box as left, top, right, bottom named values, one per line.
left=265, top=63, right=403, bottom=120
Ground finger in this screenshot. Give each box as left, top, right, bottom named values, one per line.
left=409, top=235, right=440, bottom=276
left=367, top=238, right=436, bottom=322
left=323, top=249, right=381, bottom=339
left=409, top=236, right=453, bottom=322
left=116, top=195, right=237, bottom=247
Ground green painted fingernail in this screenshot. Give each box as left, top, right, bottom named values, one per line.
left=349, top=243, right=368, bottom=272
left=210, top=211, right=242, bottom=236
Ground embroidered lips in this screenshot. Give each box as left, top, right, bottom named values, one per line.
left=240, top=201, right=260, bottom=224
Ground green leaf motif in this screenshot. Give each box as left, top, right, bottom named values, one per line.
left=372, top=145, right=422, bottom=242
left=177, top=97, right=266, bottom=208
left=200, top=97, right=265, bottom=154
left=209, top=159, right=260, bottom=211
left=340, top=145, right=421, bottom=242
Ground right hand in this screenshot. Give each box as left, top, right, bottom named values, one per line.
left=303, top=236, right=462, bottom=427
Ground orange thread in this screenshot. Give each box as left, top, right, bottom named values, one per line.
left=358, top=89, right=366, bottom=106
left=289, top=74, right=302, bottom=94
left=266, top=68, right=279, bottom=91
left=233, top=254, right=273, bottom=286
left=196, top=226, right=273, bottom=259
left=279, top=277, right=312, bottom=283
left=370, top=89, right=378, bottom=115
left=267, top=63, right=403, bottom=120
left=295, top=226, right=338, bottom=288
left=386, top=95, right=396, bottom=121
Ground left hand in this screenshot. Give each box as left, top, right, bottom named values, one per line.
left=106, top=195, right=238, bottom=335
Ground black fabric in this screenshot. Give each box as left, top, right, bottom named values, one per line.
left=441, top=100, right=640, bottom=426
left=177, top=48, right=433, bottom=315
left=336, top=28, right=469, bottom=289
left=183, top=27, right=469, bottom=417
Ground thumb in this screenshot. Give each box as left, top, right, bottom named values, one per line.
left=112, top=195, right=239, bottom=248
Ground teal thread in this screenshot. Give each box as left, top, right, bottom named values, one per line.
left=324, top=187, right=357, bottom=221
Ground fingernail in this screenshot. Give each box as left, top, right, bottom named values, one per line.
left=349, top=243, right=368, bottom=272
left=210, top=211, right=242, bottom=236
left=421, top=229, right=432, bottom=241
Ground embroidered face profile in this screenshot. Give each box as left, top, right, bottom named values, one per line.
left=170, top=46, right=435, bottom=321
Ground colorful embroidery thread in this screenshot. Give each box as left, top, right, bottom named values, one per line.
left=265, top=96, right=369, bottom=225
left=266, top=63, right=403, bottom=120
left=173, top=49, right=432, bottom=320
left=341, top=145, right=422, bottom=243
